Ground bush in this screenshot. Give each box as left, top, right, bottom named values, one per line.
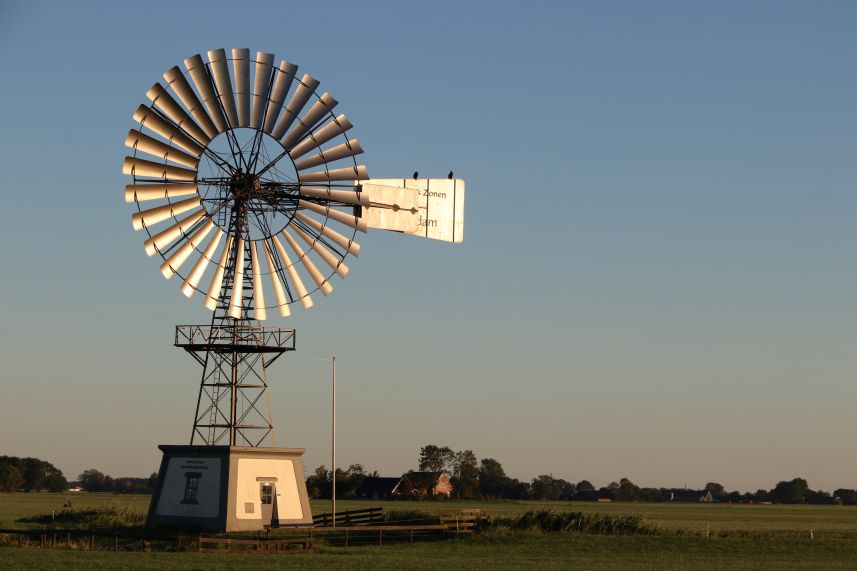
left=491, top=510, right=650, bottom=535
left=17, top=504, right=146, bottom=528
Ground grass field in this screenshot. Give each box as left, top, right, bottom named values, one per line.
left=3, top=493, right=857, bottom=569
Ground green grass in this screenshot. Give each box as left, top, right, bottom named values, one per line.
left=4, top=494, right=857, bottom=568
left=0, top=493, right=150, bottom=529
left=2, top=534, right=857, bottom=570
left=321, top=498, right=857, bottom=536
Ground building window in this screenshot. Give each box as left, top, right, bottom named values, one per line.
left=260, top=483, right=273, bottom=505
left=181, top=472, right=202, bottom=504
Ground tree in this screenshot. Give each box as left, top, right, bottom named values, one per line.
left=598, top=481, right=621, bottom=501
left=450, top=450, right=479, bottom=500
left=79, top=469, right=107, bottom=492
left=418, top=445, right=455, bottom=473
left=576, top=480, right=595, bottom=492
left=43, top=471, right=68, bottom=493
left=305, top=466, right=331, bottom=499
left=705, top=482, right=725, bottom=500
left=478, top=458, right=507, bottom=499
left=618, top=478, right=640, bottom=502
left=0, top=465, right=24, bottom=492
left=337, top=464, right=367, bottom=498
left=770, top=478, right=810, bottom=504
left=834, top=489, right=857, bottom=505
left=806, top=489, right=832, bottom=504
left=639, top=487, right=665, bottom=502
left=23, top=458, right=46, bottom=491
left=531, top=475, right=562, bottom=501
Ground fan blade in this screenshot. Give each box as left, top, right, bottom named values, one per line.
left=280, top=92, right=338, bottom=150
left=262, top=240, right=291, bottom=317
left=123, top=157, right=196, bottom=180
left=125, top=183, right=197, bottom=203
left=146, top=83, right=210, bottom=145
left=184, top=54, right=228, bottom=133
left=144, top=209, right=206, bottom=256
left=299, top=165, right=369, bottom=183
left=232, top=48, right=251, bottom=128
left=293, top=139, right=363, bottom=171
left=160, top=219, right=216, bottom=278
left=288, top=115, right=353, bottom=159
left=207, top=49, right=240, bottom=129
left=228, top=238, right=245, bottom=318
left=125, top=129, right=199, bottom=168
left=271, top=234, right=313, bottom=309
left=293, top=211, right=360, bottom=256
left=282, top=230, right=333, bottom=295
left=181, top=229, right=224, bottom=297
left=251, top=52, right=275, bottom=129
left=133, top=105, right=204, bottom=156
left=292, top=225, right=349, bottom=277
left=163, top=66, right=219, bottom=139
left=298, top=199, right=367, bottom=232
left=271, top=74, right=319, bottom=140
left=300, top=186, right=368, bottom=206
left=250, top=240, right=267, bottom=320
left=132, top=196, right=201, bottom=230
left=204, top=234, right=234, bottom=310
left=262, top=60, right=298, bottom=134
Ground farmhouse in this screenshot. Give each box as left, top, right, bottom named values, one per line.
left=663, top=488, right=714, bottom=502
left=355, top=477, right=401, bottom=500
left=395, top=471, right=453, bottom=497
left=356, top=472, right=453, bottom=499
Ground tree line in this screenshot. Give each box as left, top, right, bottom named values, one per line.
left=0, top=456, right=67, bottom=492
left=303, top=445, right=857, bottom=505
left=0, top=456, right=157, bottom=494
left=77, top=469, right=158, bottom=493
left=5, top=451, right=857, bottom=506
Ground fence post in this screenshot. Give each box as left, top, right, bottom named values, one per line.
left=379, top=529, right=383, bottom=546
left=410, top=528, right=414, bottom=543
left=114, top=535, right=118, bottom=551
left=345, top=529, right=349, bottom=548
left=90, top=534, right=95, bottom=551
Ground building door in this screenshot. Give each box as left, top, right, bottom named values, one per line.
left=260, top=482, right=275, bottom=526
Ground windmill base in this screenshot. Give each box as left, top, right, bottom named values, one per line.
left=146, top=445, right=312, bottom=532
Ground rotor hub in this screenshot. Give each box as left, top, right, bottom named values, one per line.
left=230, top=170, right=262, bottom=201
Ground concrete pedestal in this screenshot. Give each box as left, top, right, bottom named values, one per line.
left=146, top=445, right=312, bottom=532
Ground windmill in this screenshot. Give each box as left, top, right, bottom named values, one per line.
left=123, top=49, right=465, bottom=532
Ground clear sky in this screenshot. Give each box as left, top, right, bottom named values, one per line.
left=1, top=1, right=856, bottom=493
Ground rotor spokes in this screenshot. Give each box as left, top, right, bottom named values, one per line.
left=123, top=48, right=367, bottom=319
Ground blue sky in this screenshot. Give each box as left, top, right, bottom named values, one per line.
left=1, top=1, right=856, bottom=492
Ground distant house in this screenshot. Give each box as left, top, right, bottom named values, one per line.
left=356, top=472, right=453, bottom=499
left=67, top=485, right=83, bottom=493
left=663, top=489, right=714, bottom=503
left=356, top=477, right=400, bottom=500
left=395, top=471, right=453, bottom=498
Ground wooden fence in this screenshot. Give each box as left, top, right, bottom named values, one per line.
left=438, top=508, right=488, bottom=533
left=312, top=506, right=384, bottom=527
left=0, top=507, right=489, bottom=554
left=198, top=535, right=312, bottom=554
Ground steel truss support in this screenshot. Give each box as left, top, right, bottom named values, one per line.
left=175, top=199, right=295, bottom=447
